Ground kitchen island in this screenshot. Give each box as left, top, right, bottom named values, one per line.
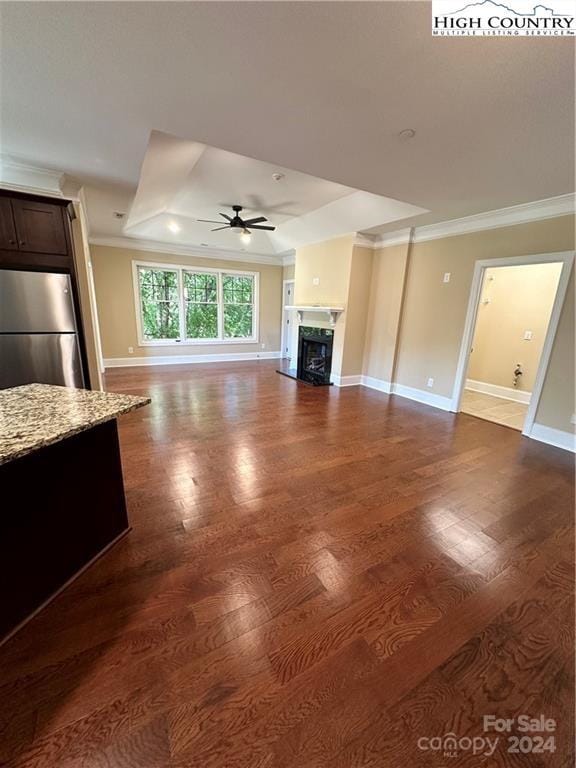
left=0, top=383, right=150, bottom=643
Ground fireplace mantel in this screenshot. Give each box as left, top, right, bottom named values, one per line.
left=285, top=305, right=344, bottom=327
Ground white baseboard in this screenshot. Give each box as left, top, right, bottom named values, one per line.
left=528, top=423, right=576, bottom=453
left=466, top=378, right=531, bottom=405
left=361, top=375, right=392, bottom=394
left=331, top=373, right=363, bottom=387
left=104, top=351, right=282, bottom=368
left=390, top=382, right=453, bottom=412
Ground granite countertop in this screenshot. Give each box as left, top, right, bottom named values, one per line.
left=0, top=383, right=150, bottom=466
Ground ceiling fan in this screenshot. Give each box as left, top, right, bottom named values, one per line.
left=197, top=205, right=276, bottom=242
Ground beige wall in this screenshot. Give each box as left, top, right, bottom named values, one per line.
left=362, top=214, right=575, bottom=434
left=362, top=242, right=410, bottom=382
left=393, top=216, right=574, bottom=395
left=90, top=245, right=283, bottom=360
left=341, top=246, right=373, bottom=376
left=294, top=235, right=353, bottom=306
left=535, top=268, right=575, bottom=432
left=468, top=263, right=562, bottom=392
left=70, top=203, right=103, bottom=390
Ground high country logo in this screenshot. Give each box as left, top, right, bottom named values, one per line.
left=432, top=0, right=575, bottom=35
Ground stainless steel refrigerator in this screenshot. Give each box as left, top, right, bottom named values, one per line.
left=0, top=269, right=85, bottom=389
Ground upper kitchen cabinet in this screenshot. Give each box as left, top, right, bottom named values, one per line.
left=0, top=197, right=18, bottom=251
left=10, top=198, right=68, bottom=255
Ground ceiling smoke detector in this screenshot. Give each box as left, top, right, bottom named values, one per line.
left=272, top=172, right=285, bottom=182
left=398, top=128, right=416, bottom=140
left=113, top=211, right=126, bottom=219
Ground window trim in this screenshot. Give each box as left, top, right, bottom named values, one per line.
left=132, top=260, right=260, bottom=346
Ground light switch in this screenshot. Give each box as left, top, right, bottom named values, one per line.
left=312, top=277, right=320, bottom=286
left=443, top=273, right=451, bottom=283
left=523, top=330, right=533, bottom=340
left=427, top=377, right=434, bottom=388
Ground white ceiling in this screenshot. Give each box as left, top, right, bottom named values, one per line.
left=1, top=1, right=574, bottom=242
left=122, top=130, right=427, bottom=254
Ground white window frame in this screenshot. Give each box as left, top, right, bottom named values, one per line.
left=132, top=260, right=260, bottom=346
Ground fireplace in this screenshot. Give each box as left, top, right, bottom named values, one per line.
left=297, top=326, right=333, bottom=385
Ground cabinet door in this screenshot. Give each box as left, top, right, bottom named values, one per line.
left=0, top=197, right=18, bottom=250
left=11, top=198, right=68, bottom=255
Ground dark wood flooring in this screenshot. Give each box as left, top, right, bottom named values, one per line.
left=1, top=361, right=574, bottom=767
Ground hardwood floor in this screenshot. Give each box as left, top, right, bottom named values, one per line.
left=1, top=360, right=573, bottom=767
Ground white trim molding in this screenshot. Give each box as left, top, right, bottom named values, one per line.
left=361, top=375, right=392, bottom=394
left=372, top=194, right=575, bottom=249
left=528, top=424, right=576, bottom=453
left=0, top=155, right=66, bottom=197
left=390, top=383, right=453, bottom=412
left=331, top=374, right=363, bottom=387
left=450, top=251, right=575, bottom=440
left=90, top=236, right=284, bottom=266
left=104, top=350, right=282, bottom=368
left=465, top=379, right=531, bottom=405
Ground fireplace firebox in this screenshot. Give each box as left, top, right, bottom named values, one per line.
left=297, top=326, right=333, bottom=386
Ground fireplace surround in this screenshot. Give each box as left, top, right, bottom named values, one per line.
left=296, top=326, right=333, bottom=385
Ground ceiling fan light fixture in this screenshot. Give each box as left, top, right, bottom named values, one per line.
left=240, top=230, right=252, bottom=244
left=167, top=221, right=181, bottom=233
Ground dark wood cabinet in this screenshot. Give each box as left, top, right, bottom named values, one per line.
left=0, top=197, right=18, bottom=250
left=0, top=189, right=91, bottom=388
left=11, top=198, right=68, bottom=255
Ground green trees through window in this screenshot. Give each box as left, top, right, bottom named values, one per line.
left=223, top=275, right=253, bottom=338
left=138, top=268, right=180, bottom=340
left=137, top=265, right=257, bottom=342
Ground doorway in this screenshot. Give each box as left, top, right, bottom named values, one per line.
left=451, top=251, right=574, bottom=436
left=280, top=279, right=296, bottom=364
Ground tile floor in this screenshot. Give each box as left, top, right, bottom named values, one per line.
left=461, top=389, right=528, bottom=431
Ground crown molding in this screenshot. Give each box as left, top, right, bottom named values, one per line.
left=88, top=236, right=284, bottom=266
left=353, top=233, right=378, bottom=249
left=281, top=250, right=296, bottom=266
left=0, top=155, right=66, bottom=197
left=372, top=194, right=575, bottom=249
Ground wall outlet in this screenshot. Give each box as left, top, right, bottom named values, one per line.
left=571, top=414, right=576, bottom=425
left=443, top=272, right=451, bottom=283
left=523, top=330, right=533, bottom=340
left=128, top=346, right=134, bottom=354
left=261, top=343, right=266, bottom=349
left=312, top=277, right=320, bottom=286
left=427, top=377, right=434, bottom=388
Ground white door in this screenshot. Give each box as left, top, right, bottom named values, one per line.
left=281, top=280, right=296, bottom=361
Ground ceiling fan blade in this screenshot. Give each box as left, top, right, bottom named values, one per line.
left=248, top=225, right=276, bottom=231
left=219, top=213, right=233, bottom=221
left=197, top=219, right=227, bottom=224
left=242, top=216, right=267, bottom=226
left=211, top=226, right=231, bottom=231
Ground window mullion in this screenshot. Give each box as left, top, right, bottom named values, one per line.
left=178, top=268, right=186, bottom=341
left=217, top=273, right=224, bottom=341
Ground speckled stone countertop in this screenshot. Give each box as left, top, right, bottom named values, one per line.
left=0, top=384, right=150, bottom=466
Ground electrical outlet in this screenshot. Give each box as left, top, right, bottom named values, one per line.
left=523, top=330, right=533, bottom=340
left=261, top=343, right=266, bottom=350
left=312, top=277, right=320, bottom=286
left=571, top=414, right=576, bottom=425
left=427, top=377, right=434, bottom=388
left=128, top=346, right=134, bottom=354
left=443, top=273, right=451, bottom=283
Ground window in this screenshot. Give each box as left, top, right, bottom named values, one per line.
left=223, top=274, right=254, bottom=339
left=134, top=262, right=258, bottom=345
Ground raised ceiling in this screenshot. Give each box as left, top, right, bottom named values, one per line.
left=123, top=131, right=427, bottom=255
left=1, top=2, right=574, bottom=240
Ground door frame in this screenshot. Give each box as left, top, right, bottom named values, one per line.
left=281, top=279, right=295, bottom=360
left=450, top=250, right=574, bottom=437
